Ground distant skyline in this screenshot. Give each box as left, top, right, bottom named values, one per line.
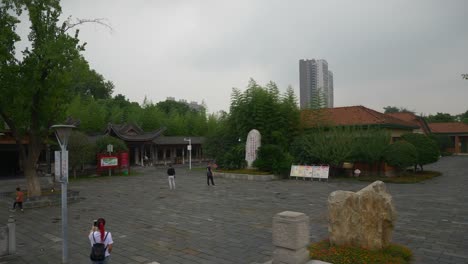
left=14, top=0, right=468, bottom=115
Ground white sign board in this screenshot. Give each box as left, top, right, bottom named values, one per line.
left=61, top=150, right=69, bottom=182
left=245, top=129, right=261, bottom=168
left=187, top=145, right=192, bottom=151
left=54, top=151, right=60, bottom=182
left=290, top=165, right=329, bottom=181
left=312, top=165, right=329, bottom=180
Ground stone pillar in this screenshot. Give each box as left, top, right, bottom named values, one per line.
left=7, top=216, right=15, bottom=255
left=272, top=211, right=310, bottom=264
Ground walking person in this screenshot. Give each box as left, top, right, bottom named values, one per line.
left=167, top=164, right=176, bottom=190
left=10, top=187, right=24, bottom=212
left=207, top=163, right=215, bottom=186
left=89, top=218, right=113, bottom=264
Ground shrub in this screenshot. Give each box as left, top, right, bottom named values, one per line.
left=383, top=141, right=418, bottom=171
left=218, top=144, right=246, bottom=170
left=253, top=144, right=293, bottom=175
left=401, top=133, right=439, bottom=170
left=309, top=239, right=413, bottom=264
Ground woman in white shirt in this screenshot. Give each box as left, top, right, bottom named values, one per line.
left=89, top=218, right=113, bottom=263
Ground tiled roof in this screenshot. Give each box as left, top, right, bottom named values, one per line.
left=301, top=105, right=418, bottom=129
left=106, top=123, right=165, bottom=142
left=428, top=122, right=468, bottom=134
left=386, top=112, right=431, bottom=134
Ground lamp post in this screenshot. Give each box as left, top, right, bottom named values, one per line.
left=107, top=144, right=113, bottom=176
left=51, top=124, right=74, bottom=264
left=184, top=138, right=192, bottom=170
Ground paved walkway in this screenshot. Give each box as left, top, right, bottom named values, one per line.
left=0, top=156, right=467, bottom=264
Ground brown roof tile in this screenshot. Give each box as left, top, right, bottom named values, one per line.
left=301, top=105, right=418, bottom=129
left=428, top=122, right=468, bottom=133
left=387, top=112, right=431, bottom=134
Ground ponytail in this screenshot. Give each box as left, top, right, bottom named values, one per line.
left=97, top=218, right=106, bottom=241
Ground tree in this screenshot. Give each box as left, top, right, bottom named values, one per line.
left=349, top=128, right=391, bottom=175
left=68, top=131, right=95, bottom=178
left=383, top=141, right=418, bottom=172
left=459, top=109, right=468, bottom=124
left=425, top=112, right=456, bottom=123
left=383, top=106, right=414, bottom=114
left=253, top=144, right=293, bottom=175
left=462, top=74, right=468, bottom=80
left=205, top=79, right=301, bottom=169
left=68, top=58, right=113, bottom=99
left=0, top=0, right=88, bottom=196
left=401, top=133, right=439, bottom=171
left=309, top=88, right=327, bottom=109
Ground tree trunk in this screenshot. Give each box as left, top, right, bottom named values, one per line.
left=21, top=133, right=43, bottom=197
left=24, top=162, right=41, bottom=196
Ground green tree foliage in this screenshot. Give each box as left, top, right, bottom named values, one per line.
left=309, top=88, right=327, bottom=109
left=401, top=133, right=439, bottom=171
left=425, top=112, right=456, bottom=123
left=218, top=144, right=246, bottom=170
left=383, top=106, right=414, bottom=113
left=290, top=127, right=391, bottom=174
left=228, top=79, right=300, bottom=148
left=66, top=95, right=106, bottom=132
left=95, top=135, right=128, bottom=153
left=253, top=144, right=293, bottom=176
left=291, top=127, right=356, bottom=168
left=0, top=0, right=89, bottom=195
left=206, top=79, right=300, bottom=169
left=459, top=109, right=468, bottom=124
left=429, top=134, right=453, bottom=154
left=69, top=58, right=113, bottom=99
left=68, top=131, right=95, bottom=178
left=383, top=141, right=418, bottom=171
left=350, top=128, right=391, bottom=165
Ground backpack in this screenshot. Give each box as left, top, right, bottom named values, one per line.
left=90, top=232, right=109, bottom=261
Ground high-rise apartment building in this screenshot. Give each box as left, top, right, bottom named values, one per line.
left=299, top=59, right=334, bottom=109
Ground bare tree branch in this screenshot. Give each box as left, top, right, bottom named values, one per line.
left=62, top=16, right=113, bottom=33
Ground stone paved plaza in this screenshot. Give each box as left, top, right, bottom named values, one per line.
left=1, top=156, right=468, bottom=264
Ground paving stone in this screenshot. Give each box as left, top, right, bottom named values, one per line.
left=0, top=157, right=467, bottom=263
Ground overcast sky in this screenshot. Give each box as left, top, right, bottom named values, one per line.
left=17, top=0, right=468, bottom=115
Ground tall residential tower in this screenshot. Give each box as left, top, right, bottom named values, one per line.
left=299, top=59, right=334, bottom=109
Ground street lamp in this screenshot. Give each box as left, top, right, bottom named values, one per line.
left=184, top=138, right=192, bottom=170
left=50, top=124, right=74, bottom=264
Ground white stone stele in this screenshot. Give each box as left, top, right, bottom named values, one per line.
left=272, top=211, right=310, bottom=264
left=245, top=129, right=261, bottom=168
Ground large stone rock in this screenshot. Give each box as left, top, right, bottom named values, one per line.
left=328, top=181, right=396, bottom=250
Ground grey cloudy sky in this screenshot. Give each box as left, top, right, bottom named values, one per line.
left=30, top=1, right=468, bottom=114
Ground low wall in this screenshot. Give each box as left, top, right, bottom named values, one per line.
left=0, top=190, right=81, bottom=209
left=214, top=172, right=278, bottom=181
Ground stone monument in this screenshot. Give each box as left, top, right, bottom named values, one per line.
left=328, top=181, right=396, bottom=250
left=245, top=129, right=261, bottom=168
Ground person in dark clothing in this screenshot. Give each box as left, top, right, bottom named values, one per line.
left=167, top=164, right=176, bottom=190
left=207, top=164, right=215, bottom=186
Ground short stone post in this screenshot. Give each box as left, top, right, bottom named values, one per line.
left=7, top=216, right=15, bottom=255
left=272, top=211, right=310, bottom=264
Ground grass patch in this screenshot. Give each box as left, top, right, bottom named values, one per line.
left=309, top=239, right=413, bottom=264
left=357, top=170, right=441, bottom=184
left=215, top=168, right=271, bottom=175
